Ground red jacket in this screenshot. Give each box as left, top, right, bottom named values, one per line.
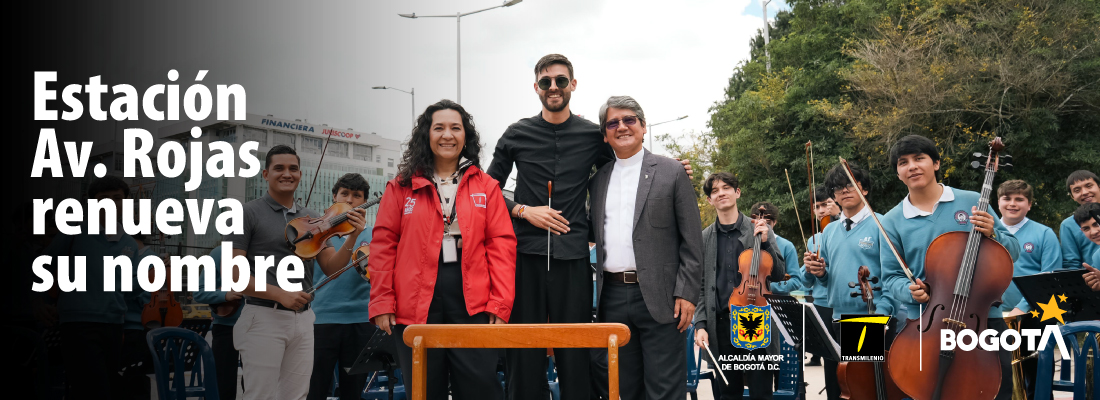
left=368, top=166, right=516, bottom=325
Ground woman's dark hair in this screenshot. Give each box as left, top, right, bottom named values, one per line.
left=824, top=161, right=871, bottom=198
left=397, top=99, right=482, bottom=186
left=331, top=173, right=370, bottom=197
left=703, top=172, right=739, bottom=197
left=888, top=135, right=940, bottom=168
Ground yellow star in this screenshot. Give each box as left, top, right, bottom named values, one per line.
left=1037, top=295, right=1067, bottom=324
left=1029, top=310, right=1039, bottom=318
left=1058, top=293, right=1068, bottom=303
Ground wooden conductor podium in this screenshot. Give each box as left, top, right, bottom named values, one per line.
left=402, top=323, right=632, bottom=400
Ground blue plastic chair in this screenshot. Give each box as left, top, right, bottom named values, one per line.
left=1034, top=321, right=1100, bottom=400
left=740, top=339, right=802, bottom=400
left=146, top=327, right=219, bottom=400
left=362, top=368, right=407, bottom=400
left=687, top=324, right=718, bottom=400
left=548, top=356, right=561, bottom=400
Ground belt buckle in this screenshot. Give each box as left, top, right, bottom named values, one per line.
left=623, top=271, right=638, bottom=284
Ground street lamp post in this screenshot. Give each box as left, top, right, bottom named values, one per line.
left=372, top=86, right=415, bottom=130
left=762, top=0, right=772, bottom=73
left=647, top=115, right=688, bottom=152
left=399, top=0, right=523, bottom=104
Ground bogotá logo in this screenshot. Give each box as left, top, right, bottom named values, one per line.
left=839, top=314, right=889, bottom=362
left=730, top=304, right=771, bottom=350
left=940, top=294, right=1070, bottom=355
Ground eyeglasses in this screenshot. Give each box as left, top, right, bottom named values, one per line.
left=604, top=115, right=640, bottom=131
left=537, top=76, right=571, bottom=91
left=833, top=183, right=855, bottom=193
left=751, top=214, right=776, bottom=223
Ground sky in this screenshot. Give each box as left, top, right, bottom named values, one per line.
left=60, top=0, right=787, bottom=187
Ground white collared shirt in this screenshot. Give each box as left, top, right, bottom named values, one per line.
left=1005, top=217, right=1029, bottom=235
left=840, top=205, right=872, bottom=230
left=901, top=184, right=956, bottom=219
left=603, top=150, right=644, bottom=273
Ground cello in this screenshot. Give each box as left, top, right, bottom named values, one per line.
left=730, top=206, right=777, bottom=308
left=285, top=193, right=382, bottom=260
left=837, top=266, right=905, bottom=400
left=886, top=137, right=1014, bottom=400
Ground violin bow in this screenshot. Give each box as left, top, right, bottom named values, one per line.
left=307, top=246, right=369, bottom=295
left=303, top=126, right=336, bottom=209
left=806, top=141, right=821, bottom=255
left=837, top=157, right=916, bottom=285
left=785, top=169, right=809, bottom=252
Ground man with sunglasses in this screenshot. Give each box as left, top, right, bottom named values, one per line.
left=487, top=54, right=691, bottom=400
left=588, top=96, right=702, bottom=400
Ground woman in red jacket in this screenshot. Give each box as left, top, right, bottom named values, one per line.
left=368, top=99, right=516, bottom=400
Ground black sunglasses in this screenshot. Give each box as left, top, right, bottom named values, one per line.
left=604, top=115, right=640, bottom=130
left=537, top=76, right=571, bottom=91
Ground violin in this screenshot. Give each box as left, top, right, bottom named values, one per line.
left=819, top=214, right=833, bottom=232
left=729, top=206, right=776, bottom=308
left=211, top=244, right=370, bottom=317
left=285, top=193, right=382, bottom=260
left=838, top=266, right=905, bottom=400
left=887, top=138, right=1014, bottom=400
left=142, top=261, right=183, bottom=328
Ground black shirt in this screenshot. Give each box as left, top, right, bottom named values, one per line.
left=716, top=214, right=746, bottom=309
left=487, top=113, right=613, bottom=260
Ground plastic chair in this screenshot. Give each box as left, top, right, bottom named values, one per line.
left=362, top=367, right=407, bottom=400
left=548, top=356, right=561, bottom=400
left=740, top=339, right=802, bottom=400
left=146, top=327, right=220, bottom=400
left=1034, top=321, right=1100, bottom=400
left=687, top=324, right=717, bottom=400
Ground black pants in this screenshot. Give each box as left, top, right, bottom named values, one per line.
left=599, top=281, right=686, bottom=400
left=61, top=322, right=122, bottom=400
left=119, top=328, right=152, bottom=400
left=307, top=322, right=378, bottom=400
left=988, top=317, right=1014, bottom=400
left=812, top=305, right=840, bottom=400
left=712, top=311, right=773, bottom=400
left=211, top=323, right=239, bottom=400
left=506, top=254, right=592, bottom=400
left=394, top=256, right=503, bottom=400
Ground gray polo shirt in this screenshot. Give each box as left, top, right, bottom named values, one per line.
left=225, top=192, right=319, bottom=297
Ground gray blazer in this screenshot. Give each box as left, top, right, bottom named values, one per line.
left=693, top=214, right=786, bottom=353
left=589, top=150, right=704, bottom=325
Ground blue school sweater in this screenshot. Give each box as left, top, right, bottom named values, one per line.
left=810, top=212, right=895, bottom=319
left=312, top=231, right=373, bottom=324
left=46, top=230, right=139, bottom=325
left=1000, top=220, right=1060, bottom=312
left=769, top=235, right=802, bottom=294
left=880, top=186, right=1019, bottom=320
left=1060, top=216, right=1100, bottom=270
left=123, top=245, right=157, bottom=330
left=193, top=246, right=241, bottom=326
left=800, top=233, right=830, bottom=307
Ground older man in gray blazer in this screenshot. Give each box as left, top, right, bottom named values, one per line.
left=589, top=96, right=704, bottom=400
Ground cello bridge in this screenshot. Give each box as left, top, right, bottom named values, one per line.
left=942, top=318, right=966, bottom=330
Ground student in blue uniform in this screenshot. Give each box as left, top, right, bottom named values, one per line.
left=802, top=186, right=834, bottom=367
left=44, top=176, right=141, bottom=399
left=1060, top=170, right=1099, bottom=269
left=804, top=162, right=894, bottom=400
left=1072, top=202, right=1100, bottom=291
left=996, top=180, right=1061, bottom=315
left=878, top=135, right=1019, bottom=400
left=306, top=173, right=378, bottom=400
left=194, top=244, right=244, bottom=400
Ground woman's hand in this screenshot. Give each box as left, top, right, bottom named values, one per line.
left=488, top=313, right=507, bottom=324
left=373, top=313, right=397, bottom=335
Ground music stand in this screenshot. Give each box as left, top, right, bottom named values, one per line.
left=347, top=330, right=402, bottom=400
left=766, top=294, right=841, bottom=361
left=1014, top=269, right=1100, bottom=322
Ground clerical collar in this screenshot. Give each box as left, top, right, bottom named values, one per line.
left=615, top=149, right=645, bottom=167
